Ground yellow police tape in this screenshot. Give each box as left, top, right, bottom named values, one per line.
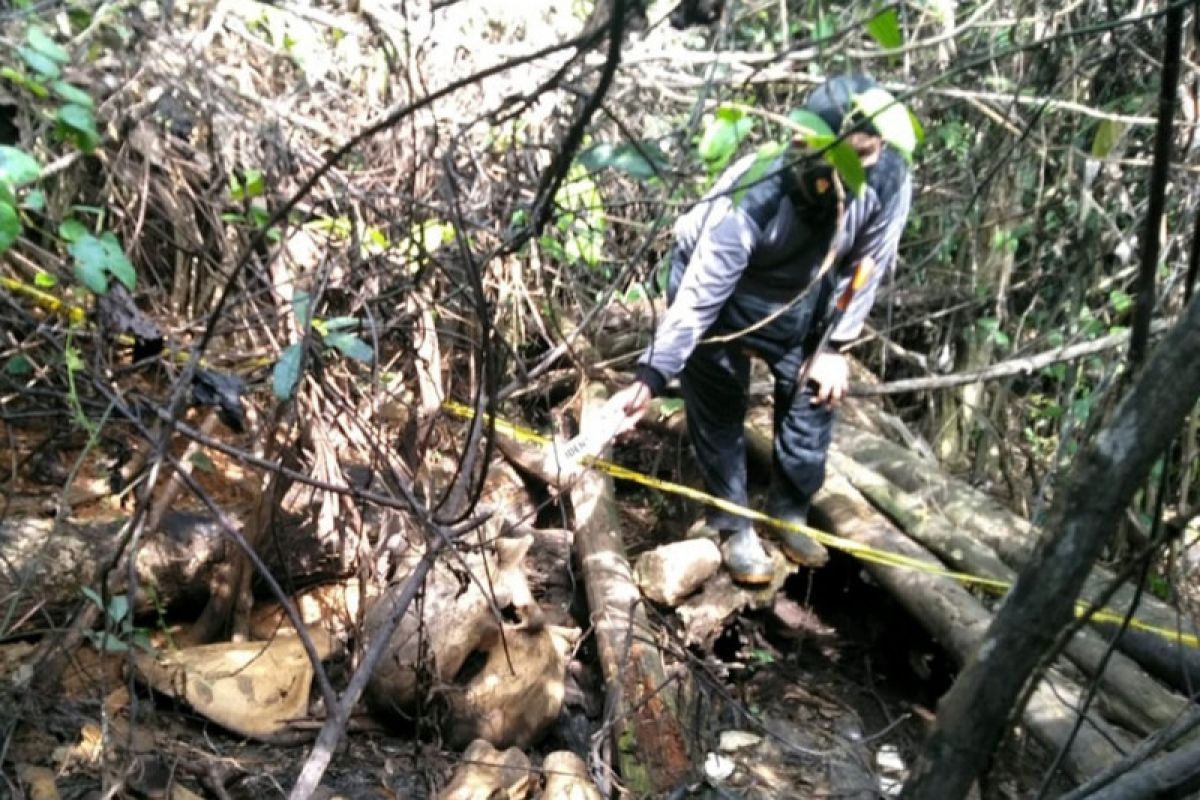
left=4, top=276, right=1194, bottom=650
left=443, top=399, right=1200, bottom=650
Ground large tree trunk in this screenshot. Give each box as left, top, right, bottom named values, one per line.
left=570, top=384, right=692, bottom=795
left=834, top=423, right=1200, bottom=690
left=828, top=451, right=1189, bottom=737
left=901, top=290, right=1200, bottom=798
left=814, top=472, right=1133, bottom=782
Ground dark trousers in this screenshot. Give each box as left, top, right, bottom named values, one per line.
left=669, top=251, right=835, bottom=532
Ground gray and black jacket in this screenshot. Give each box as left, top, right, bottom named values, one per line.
left=636, top=147, right=911, bottom=394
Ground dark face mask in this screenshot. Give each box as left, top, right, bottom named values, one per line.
left=792, top=160, right=838, bottom=219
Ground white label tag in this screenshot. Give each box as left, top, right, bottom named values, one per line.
left=552, top=398, right=627, bottom=472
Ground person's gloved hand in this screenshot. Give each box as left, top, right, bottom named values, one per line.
left=608, top=380, right=653, bottom=434
left=805, top=351, right=849, bottom=407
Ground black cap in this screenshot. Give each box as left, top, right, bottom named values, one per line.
left=806, top=74, right=881, bottom=135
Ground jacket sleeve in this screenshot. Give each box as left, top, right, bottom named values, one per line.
left=828, top=172, right=912, bottom=345
left=637, top=208, right=760, bottom=394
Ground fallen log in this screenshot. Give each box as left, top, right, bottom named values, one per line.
left=570, top=384, right=692, bottom=795
left=828, top=451, right=1189, bottom=738
left=0, top=511, right=339, bottom=634
left=833, top=423, right=1200, bottom=688
left=813, top=472, right=1133, bottom=782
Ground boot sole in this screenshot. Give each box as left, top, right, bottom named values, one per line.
left=779, top=540, right=829, bottom=568
left=728, top=569, right=774, bottom=587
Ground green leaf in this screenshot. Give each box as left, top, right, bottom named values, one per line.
left=826, top=141, right=867, bottom=195
left=99, top=232, right=135, bottom=289
left=51, top=81, right=94, bottom=108
left=0, top=65, right=48, bottom=97
left=64, top=346, right=84, bottom=372
left=273, top=343, right=303, bottom=400
left=18, top=46, right=61, bottom=79
left=866, top=7, right=903, bottom=49
left=326, top=332, right=373, bottom=363
left=0, top=202, right=19, bottom=253
left=657, top=396, right=685, bottom=416
left=1109, top=288, right=1133, bottom=314
left=189, top=452, right=215, bottom=473
left=292, top=290, right=312, bottom=327
left=105, top=594, right=130, bottom=624
left=27, top=26, right=70, bottom=63
left=22, top=188, right=45, bottom=211
left=698, top=107, right=755, bottom=167
left=0, top=183, right=13, bottom=206
left=74, top=257, right=108, bottom=293
left=786, top=109, right=835, bottom=142
left=58, top=218, right=88, bottom=242
left=33, top=270, right=56, bottom=288
left=733, top=141, right=786, bottom=205
left=81, top=586, right=105, bottom=610
left=577, top=141, right=667, bottom=180
left=243, top=169, right=265, bottom=198
left=1091, top=119, right=1124, bottom=159
left=0, top=146, right=42, bottom=187
left=69, top=232, right=135, bottom=294
left=56, top=104, right=100, bottom=153
left=322, top=316, right=359, bottom=331
left=852, top=87, right=919, bottom=158
left=5, top=354, right=33, bottom=377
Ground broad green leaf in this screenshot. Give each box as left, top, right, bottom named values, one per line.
left=0, top=66, right=47, bottom=96
left=0, top=146, right=42, bottom=187
left=105, top=594, right=130, bottom=624
left=81, top=586, right=105, bottom=609
left=74, top=257, right=108, bottom=293
left=57, top=104, right=100, bottom=153
left=22, top=188, right=45, bottom=211
left=698, top=110, right=755, bottom=167
left=99, top=232, right=135, bottom=289
left=293, top=290, right=312, bottom=327
left=27, top=27, right=70, bottom=63
left=623, top=282, right=647, bottom=303
left=33, top=270, right=56, bottom=288
left=323, top=316, right=360, bottom=331
left=243, top=169, right=265, bottom=198
left=0, top=183, right=13, bottom=206
left=813, top=15, right=835, bottom=40
left=908, top=109, right=926, bottom=147
left=189, top=452, right=216, bottom=472
left=1091, top=119, right=1124, bottom=159
left=273, top=343, right=303, bottom=400
left=734, top=141, right=786, bottom=205
left=0, top=202, right=19, bottom=253
left=58, top=218, right=88, bottom=242
left=1109, top=288, right=1133, bottom=314
left=825, top=141, right=866, bottom=196
left=326, top=332, right=373, bottom=363
left=786, top=109, right=835, bottom=142
left=852, top=87, right=919, bottom=158
left=5, top=354, right=33, bottom=377
left=69, top=232, right=135, bottom=293
left=18, top=46, right=61, bottom=79
left=577, top=141, right=667, bottom=180
left=51, top=80, right=94, bottom=108
left=866, top=7, right=903, bottom=50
